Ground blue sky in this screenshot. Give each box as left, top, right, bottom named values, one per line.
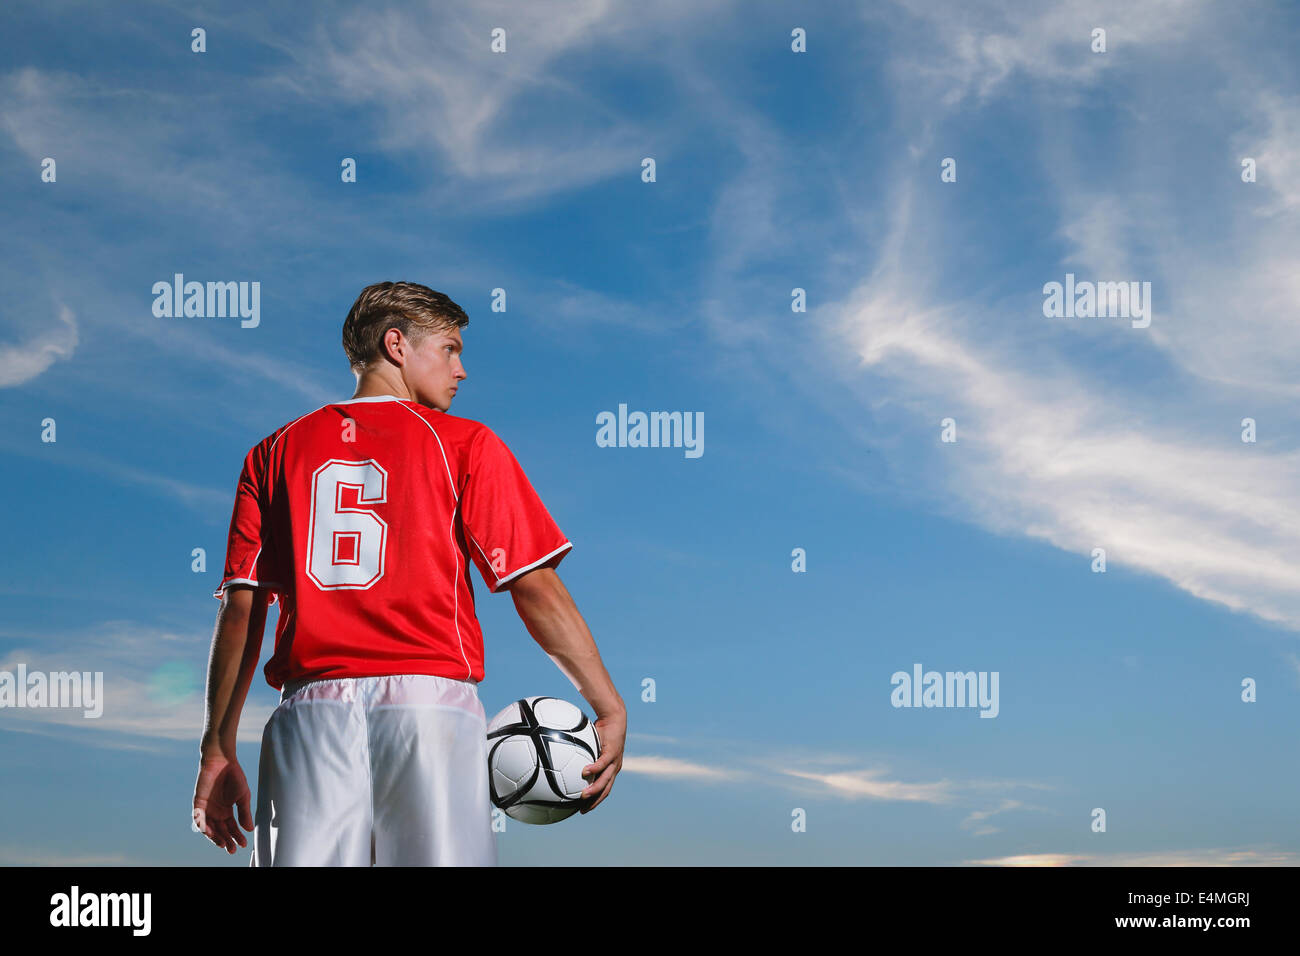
left=2, top=0, right=1299, bottom=866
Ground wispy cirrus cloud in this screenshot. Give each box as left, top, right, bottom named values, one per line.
left=0, top=621, right=276, bottom=750
left=621, top=754, right=745, bottom=782
left=0, top=66, right=281, bottom=228
left=791, top=0, right=1300, bottom=632
left=0, top=63, right=346, bottom=402
left=961, top=798, right=1033, bottom=836
left=781, top=766, right=958, bottom=805
left=0, top=302, right=77, bottom=388
left=877, top=0, right=1211, bottom=108
left=0, top=845, right=156, bottom=866
left=0, top=439, right=232, bottom=513
left=624, top=745, right=1053, bottom=835
left=832, top=256, right=1300, bottom=629
left=278, top=0, right=731, bottom=209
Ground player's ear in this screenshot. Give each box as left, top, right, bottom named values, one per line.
left=382, top=327, right=404, bottom=365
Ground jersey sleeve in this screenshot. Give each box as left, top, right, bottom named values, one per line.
left=461, top=426, right=572, bottom=593
left=212, top=439, right=285, bottom=601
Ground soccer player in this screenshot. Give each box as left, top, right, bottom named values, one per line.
left=192, top=281, right=626, bottom=865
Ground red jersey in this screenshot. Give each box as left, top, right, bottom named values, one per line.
left=212, top=395, right=572, bottom=689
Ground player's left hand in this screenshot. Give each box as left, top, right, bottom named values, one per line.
left=579, top=708, right=626, bottom=814
left=193, top=753, right=254, bottom=854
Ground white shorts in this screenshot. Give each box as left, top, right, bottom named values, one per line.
left=250, top=673, right=497, bottom=866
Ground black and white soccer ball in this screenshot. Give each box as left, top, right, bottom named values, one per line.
left=486, top=696, right=602, bottom=825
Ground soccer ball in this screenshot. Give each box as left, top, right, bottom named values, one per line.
left=486, top=696, right=602, bottom=825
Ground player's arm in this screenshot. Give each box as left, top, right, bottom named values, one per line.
left=200, top=584, right=271, bottom=756
left=506, top=566, right=626, bottom=812
left=193, top=584, right=270, bottom=853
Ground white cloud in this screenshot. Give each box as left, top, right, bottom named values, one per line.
left=621, top=746, right=1051, bottom=821
left=0, top=303, right=77, bottom=387
left=960, top=798, right=1029, bottom=836
left=0, top=621, right=277, bottom=749
left=782, top=766, right=957, bottom=804
left=621, top=754, right=745, bottom=782
left=879, top=0, right=1210, bottom=107
left=626, top=732, right=681, bottom=744
left=0, top=68, right=261, bottom=221
left=0, top=845, right=153, bottom=866
left=754, top=752, right=1052, bottom=814
left=804, top=2, right=1300, bottom=631
left=1244, top=91, right=1300, bottom=215
left=836, top=269, right=1300, bottom=627
left=0, top=439, right=232, bottom=513
left=0, top=66, right=347, bottom=398
left=283, top=0, right=731, bottom=208
left=542, top=279, right=695, bottom=335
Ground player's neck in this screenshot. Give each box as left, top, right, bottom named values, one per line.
left=350, top=373, right=412, bottom=402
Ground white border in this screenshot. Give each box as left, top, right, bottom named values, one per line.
left=493, top=541, right=574, bottom=591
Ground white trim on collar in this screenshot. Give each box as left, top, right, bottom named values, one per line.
left=334, top=394, right=409, bottom=404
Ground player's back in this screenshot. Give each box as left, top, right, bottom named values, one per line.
left=213, top=395, right=573, bottom=690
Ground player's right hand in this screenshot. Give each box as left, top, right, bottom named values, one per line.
left=579, top=707, right=626, bottom=814
left=193, top=753, right=255, bottom=854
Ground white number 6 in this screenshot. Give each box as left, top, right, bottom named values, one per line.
left=307, top=459, right=389, bottom=589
